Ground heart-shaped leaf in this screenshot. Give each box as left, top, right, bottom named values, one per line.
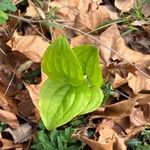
left=42, top=36, right=83, bottom=86
left=39, top=79, right=92, bottom=129
left=73, top=45, right=103, bottom=87
left=40, top=36, right=104, bottom=130
left=79, top=88, right=103, bottom=115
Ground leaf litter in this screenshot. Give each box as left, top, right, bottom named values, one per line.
left=0, top=0, right=150, bottom=149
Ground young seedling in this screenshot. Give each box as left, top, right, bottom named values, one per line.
left=39, top=36, right=104, bottom=130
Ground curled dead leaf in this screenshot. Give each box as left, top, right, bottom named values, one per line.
left=4, top=123, right=32, bottom=143
left=7, top=32, right=49, bottom=62
left=104, top=98, right=136, bottom=119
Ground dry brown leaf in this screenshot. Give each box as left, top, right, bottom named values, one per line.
left=98, top=125, right=126, bottom=150
left=25, top=73, right=47, bottom=109
left=127, top=71, right=150, bottom=94
left=25, top=0, right=38, bottom=17
left=0, top=109, right=19, bottom=129
left=50, top=0, right=78, bottom=21
left=77, top=135, right=114, bottom=150
left=104, top=98, right=136, bottom=119
left=99, top=25, right=150, bottom=65
left=51, top=0, right=118, bottom=38
left=94, top=94, right=150, bottom=134
left=15, top=90, right=36, bottom=118
left=142, top=1, right=150, bottom=17
left=55, top=0, right=80, bottom=8
left=0, top=84, right=20, bottom=115
left=75, top=125, right=126, bottom=150
left=115, top=0, right=135, bottom=12
left=130, top=94, right=150, bottom=126
left=124, top=31, right=150, bottom=54
left=25, top=84, right=40, bottom=109
left=77, top=0, right=91, bottom=12
left=74, top=5, right=110, bottom=32
left=130, top=106, right=147, bottom=126
left=113, top=74, right=127, bottom=88
left=0, top=138, right=23, bottom=149
left=88, top=94, right=149, bottom=149
left=4, top=123, right=32, bottom=143
left=0, top=89, right=12, bottom=111
left=7, top=32, right=49, bottom=62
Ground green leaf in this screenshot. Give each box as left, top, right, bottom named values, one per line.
left=30, top=143, right=44, bottom=150
left=79, top=88, right=103, bottom=115
left=42, top=36, right=83, bottom=86
left=49, top=129, right=58, bottom=143
left=37, top=131, right=49, bottom=143
left=0, top=11, right=8, bottom=24
left=73, top=45, right=103, bottom=87
left=0, top=0, right=17, bottom=12
left=39, top=79, right=92, bottom=130
left=39, top=79, right=103, bottom=130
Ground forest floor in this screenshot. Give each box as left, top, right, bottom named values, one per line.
left=0, top=0, right=150, bottom=149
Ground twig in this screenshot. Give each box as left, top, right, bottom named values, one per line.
left=0, top=26, right=9, bottom=37
left=14, top=0, right=25, bottom=5
left=115, top=89, right=129, bottom=99
left=0, top=47, right=6, bottom=55
left=57, top=23, right=150, bottom=79
left=4, top=68, right=16, bottom=96
left=8, top=14, right=50, bottom=41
